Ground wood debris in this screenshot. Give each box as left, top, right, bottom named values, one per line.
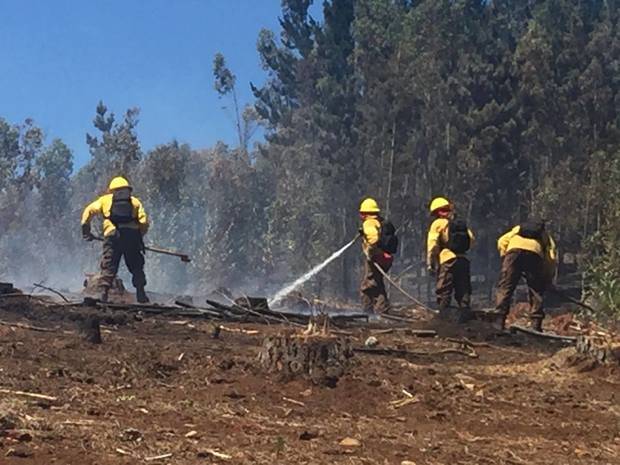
left=0, top=389, right=57, bottom=401
left=390, top=389, right=421, bottom=409
left=282, top=396, right=305, bottom=407
left=145, top=452, right=173, bottom=461
left=198, top=448, right=232, bottom=460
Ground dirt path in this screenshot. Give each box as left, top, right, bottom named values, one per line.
left=0, top=300, right=618, bottom=464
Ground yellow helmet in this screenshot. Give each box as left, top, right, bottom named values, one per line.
left=359, top=197, right=380, bottom=213
left=108, top=176, right=131, bottom=191
left=429, top=197, right=451, bottom=213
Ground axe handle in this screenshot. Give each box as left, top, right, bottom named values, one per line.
left=92, top=236, right=191, bottom=262
left=143, top=245, right=191, bottom=262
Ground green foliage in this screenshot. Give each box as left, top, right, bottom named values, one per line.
left=86, top=101, right=141, bottom=182
left=36, top=139, right=73, bottom=222
left=584, top=151, right=620, bottom=319
left=213, top=53, right=236, bottom=96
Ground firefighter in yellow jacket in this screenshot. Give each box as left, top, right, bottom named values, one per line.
left=427, top=197, right=475, bottom=323
left=81, top=177, right=150, bottom=303
left=495, top=218, right=557, bottom=331
left=359, top=198, right=394, bottom=314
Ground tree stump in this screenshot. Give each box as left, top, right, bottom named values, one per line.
left=258, top=334, right=353, bottom=387
left=576, top=335, right=620, bottom=365
left=0, top=282, right=15, bottom=295
left=80, top=316, right=102, bottom=344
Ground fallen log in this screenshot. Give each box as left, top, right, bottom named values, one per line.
left=371, top=328, right=437, bottom=337
left=0, top=293, right=47, bottom=300
left=354, top=346, right=478, bottom=359
left=207, top=299, right=305, bottom=326
left=233, top=296, right=370, bottom=324
left=170, top=302, right=233, bottom=319
left=96, top=301, right=226, bottom=319
left=380, top=313, right=420, bottom=324
left=0, top=320, right=58, bottom=333
left=509, top=325, right=577, bottom=342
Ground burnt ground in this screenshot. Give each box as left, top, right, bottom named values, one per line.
left=0, top=297, right=618, bottom=465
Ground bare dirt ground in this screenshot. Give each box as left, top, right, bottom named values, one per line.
left=0, top=297, right=618, bottom=465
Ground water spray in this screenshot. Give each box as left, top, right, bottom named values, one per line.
left=268, top=235, right=360, bottom=307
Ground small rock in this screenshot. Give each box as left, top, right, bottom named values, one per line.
left=218, top=359, right=235, bottom=371
left=364, top=336, right=378, bottom=347
left=401, top=461, right=417, bottom=465
left=5, top=445, right=34, bottom=458
left=0, top=414, right=18, bottom=432
left=339, top=437, right=361, bottom=447
left=120, top=428, right=142, bottom=442
left=299, top=430, right=319, bottom=441
left=6, top=431, right=33, bottom=443
left=185, top=430, right=199, bottom=438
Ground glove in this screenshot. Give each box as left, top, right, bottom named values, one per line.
left=427, top=263, right=438, bottom=276
left=81, top=224, right=94, bottom=241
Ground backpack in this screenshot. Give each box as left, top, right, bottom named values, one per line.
left=446, top=219, right=470, bottom=254
left=519, top=220, right=545, bottom=240
left=378, top=220, right=399, bottom=254
left=108, top=190, right=135, bottom=226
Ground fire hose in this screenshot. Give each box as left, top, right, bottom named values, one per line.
left=371, top=261, right=437, bottom=313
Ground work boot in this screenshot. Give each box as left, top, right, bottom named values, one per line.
left=100, top=288, right=109, bottom=303
left=136, top=286, right=149, bottom=304
left=530, top=317, right=543, bottom=333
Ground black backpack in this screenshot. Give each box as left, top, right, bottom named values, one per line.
left=519, top=219, right=545, bottom=240
left=378, top=220, right=399, bottom=254
left=108, top=190, right=135, bottom=225
left=446, top=219, right=470, bottom=254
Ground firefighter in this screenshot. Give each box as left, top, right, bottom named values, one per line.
left=359, top=198, right=395, bottom=314
left=427, top=197, right=475, bottom=323
left=81, top=177, right=150, bottom=303
left=495, top=218, right=557, bottom=331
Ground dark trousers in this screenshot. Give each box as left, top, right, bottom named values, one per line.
left=100, top=229, right=146, bottom=291
left=360, top=259, right=390, bottom=313
left=436, top=257, right=471, bottom=311
left=495, top=249, right=546, bottom=319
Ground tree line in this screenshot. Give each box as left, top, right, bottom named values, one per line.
left=0, top=0, right=618, bottom=318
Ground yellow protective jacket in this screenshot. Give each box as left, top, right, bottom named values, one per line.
left=361, top=215, right=382, bottom=257
left=497, top=225, right=557, bottom=271
left=81, top=193, right=149, bottom=237
left=427, top=218, right=475, bottom=267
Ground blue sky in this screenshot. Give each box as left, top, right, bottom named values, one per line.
left=0, top=1, right=316, bottom=166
